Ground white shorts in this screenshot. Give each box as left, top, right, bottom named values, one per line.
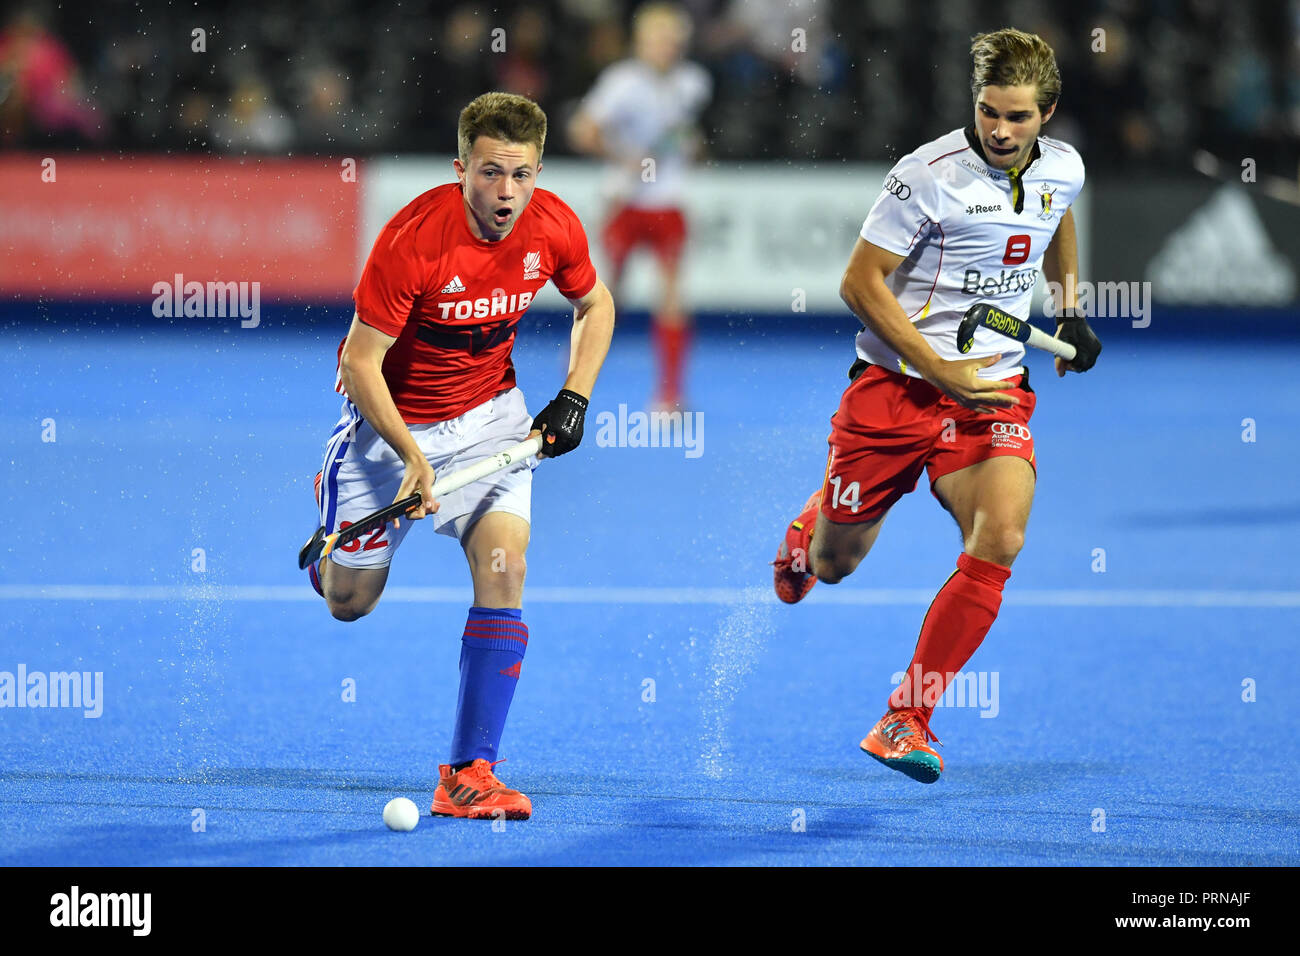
left=317, top=387, right=535, bottom=569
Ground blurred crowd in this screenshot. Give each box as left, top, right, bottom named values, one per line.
left=2, top=0, right=1298, bottom=175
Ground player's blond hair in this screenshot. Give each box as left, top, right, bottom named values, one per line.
left=457, top=92, right=548, bottom=164
left=633, top=1, right=691, bottom=39
left=969, top=28, right=1061, bottom=115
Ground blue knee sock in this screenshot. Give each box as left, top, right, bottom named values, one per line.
left=450, top=606, right=528, bottom=766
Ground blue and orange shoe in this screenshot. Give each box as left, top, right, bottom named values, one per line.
left=431, top=759, right=532, bottom=820
left=860, top=707, right=944, bottom=784
left=772, top=489, right=822, bottom=604
left=307, top=471, right=325, bottom=597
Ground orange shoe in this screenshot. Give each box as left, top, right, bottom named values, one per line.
left=431, top=759, right=532, bottom=820
left=860, top=707, right=944, bottom=784
left=772, top=490, right=822, bottom=604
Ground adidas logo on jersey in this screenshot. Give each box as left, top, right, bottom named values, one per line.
left=440, top=275, right=467, bottom=294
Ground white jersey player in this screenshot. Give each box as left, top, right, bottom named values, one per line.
left=772, top=28, right=1103, bottom=786
left=569, top=2, right=712, bottom=408
left=856, top=126, right=1086, bottom=382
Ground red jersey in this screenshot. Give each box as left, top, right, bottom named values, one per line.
left=338, top=183, right=598, bottom=423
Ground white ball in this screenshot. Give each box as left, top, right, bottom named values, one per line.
left=383, top=797, right=420, bottom=832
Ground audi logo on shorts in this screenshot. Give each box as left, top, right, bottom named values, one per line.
left=991, top=422, right=1032, bottom=440
left=883, top=175, right=911, bottom=200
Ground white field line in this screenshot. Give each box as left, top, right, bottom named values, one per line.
left=0, top=584, right=1297, bottom=607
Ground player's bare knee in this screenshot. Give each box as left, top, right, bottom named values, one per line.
left=495, top=550, right=527, bottom=592
left=327, top=600, right=364, bottom=622
left=816, top=564, right=845, bottom=585
left=996, top=526, right=1025, bottom=564
left=812, top=548, right=857, bottom=585
left=475, top=548, right=526, bottom=599
left=331, top=604, right=369, bottom=623
left=326, top=593, right=374, bottom=622
left=324, top=581, right=382, bottom=622
left=968, top=526, right=1024, bottom=566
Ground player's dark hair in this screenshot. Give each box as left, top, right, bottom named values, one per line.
left=458, top=92, right=548, bottom=163
left=969, top=28, right=1061, bottom=115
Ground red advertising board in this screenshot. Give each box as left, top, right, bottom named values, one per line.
left=0, top=154, right=359, bottom=298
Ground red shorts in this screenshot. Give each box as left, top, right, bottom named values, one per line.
left=602, top=205, right=687, bottom=274
left=821, top=363, right=1038, bottom=523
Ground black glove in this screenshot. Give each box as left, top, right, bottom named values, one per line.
left=1056, top=308, right=1102, bottom=372
left=531, top=389, right=588, bottom=457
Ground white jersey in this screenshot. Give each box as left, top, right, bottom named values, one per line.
left=581, top=58, right=712, bottom=208
left=856, top=127, right=1085, bottom=381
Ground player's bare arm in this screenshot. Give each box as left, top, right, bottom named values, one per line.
left=1040, top=207, right=1103, bottom=377
left=568, top=111, right=610, bottom=159
left=1042, top=207, right=1079, bottom=311
left=840, top=237, right=1018, bottom=412
left=338, top=314, right=437, bottom=518
left=563, top=278, right=616, bottom=398
left=530, top=278, right=616, bottom=459
left=1042, top=207, right=1078, bottom=377
left=569, top=109, right=645, bottom=178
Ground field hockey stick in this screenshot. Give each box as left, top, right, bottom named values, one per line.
left=297, top=435, right=543, bottom=570
left=956, top=302, right=1077, bottom=363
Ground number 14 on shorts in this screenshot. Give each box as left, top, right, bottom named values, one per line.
left=828, top=474, right=861, bottom=514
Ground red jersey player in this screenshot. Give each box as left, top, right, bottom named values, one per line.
left=308, top=92, right=615, bottom=819
left=772, top=29, right=1102, bottom=783
left=568, top=2, right=711, bottom=409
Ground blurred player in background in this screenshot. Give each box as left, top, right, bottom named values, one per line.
left=772, top=29, right=1102, bottom=784
left=569, top=2, right=711, bottom=410
left=309, top=92, right=614, bottom=820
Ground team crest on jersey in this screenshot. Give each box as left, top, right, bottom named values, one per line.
left=1036, top=185, right=1059, bottom=220
left=523, top=251, right=541, bottom=280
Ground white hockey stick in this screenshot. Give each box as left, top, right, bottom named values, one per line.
left=956, top=302, right=1078, bottom=362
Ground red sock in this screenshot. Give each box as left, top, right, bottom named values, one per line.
left=889, top=552, right=1010, bottom=718
left=652, top=320, right=690, bottom=403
